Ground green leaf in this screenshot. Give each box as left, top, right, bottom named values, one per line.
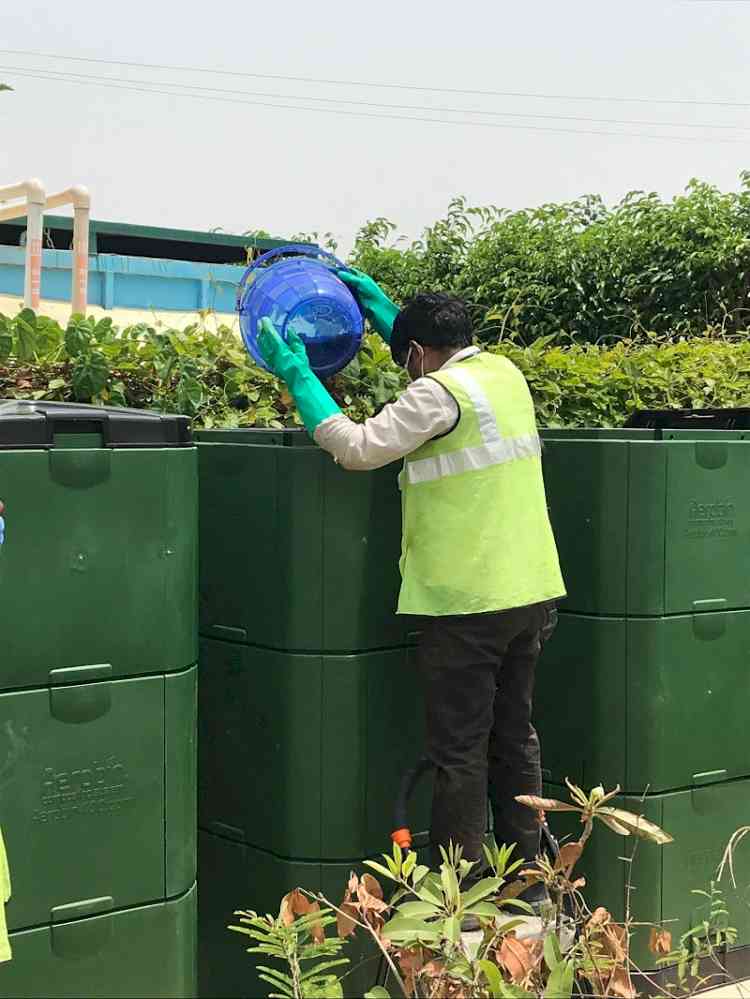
left=464, top=901, right=504, bottom=919
left=93, top=317, right=114, bottom=342
left=440, top=861, right=460, bottom=907
left=71, top=350, right=109, bottom=399
left=414, top=873, right=444, bottom=907
left=64, top=318, right=92, bottom=357
left=544, top=959, right=574, bottom=998
left=442, top=914, right=460, bottom=944
left=15, top=310, right=38, bottom=361
left=402, top=851, right=417, bottom=879
left=479, top=960, right=505, bottom=999
left=258, top=971, right=295, bottom=997
left=0, top=317, right=11, bottom=360
left=461, top=876, right=503, bottom=908
left=364, top=988, right=391, bottom=999
left=500, top=898, right=534, bottom=914
left=380, top=915, right=441, bottom=945
left=362, top=860, right=396, bottom=882
left=394, top=900, right=440, bottom=919
left=411, top=864, right=430, bottom=885
left=257, top=965, right=294, bottom=988
left=299, top=959, right=349, bottom=981
left=543, top=931, right=563, bottom=971
left=302, top=975, right=344, bottom=998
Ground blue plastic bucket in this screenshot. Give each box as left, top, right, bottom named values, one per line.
left=237, top=244, right=364, bottom=379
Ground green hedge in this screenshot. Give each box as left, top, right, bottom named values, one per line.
left=349, top=175, right=750, bottom=344
left=2, top=310, right=750, bottom=430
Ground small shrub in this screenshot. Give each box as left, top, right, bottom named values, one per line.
left=2, top=310, right=750, bottom=431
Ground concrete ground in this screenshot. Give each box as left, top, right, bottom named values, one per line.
left=702, top=982, right=750, bottom=997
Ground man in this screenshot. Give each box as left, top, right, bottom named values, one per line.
left=258, top=271, right=565, bottom=885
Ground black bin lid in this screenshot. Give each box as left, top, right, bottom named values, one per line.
left=0, top=400, right=193, bottom=449
left=194, top=428, right=315, bottom=447
left=626, top=408, right=750, bottom=431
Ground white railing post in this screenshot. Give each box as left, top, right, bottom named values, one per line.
left=72, top=189, right=90, bottom=314
left=24, top=194, right=44, bottom=310
left=48, top=186, right=91, bottom=314
left=0, top=179, right=46, bottom=309
left=0, top=179, right=90, bottom=314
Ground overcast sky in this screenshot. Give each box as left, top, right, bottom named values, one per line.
left=1, top=0, right=749, bottom=254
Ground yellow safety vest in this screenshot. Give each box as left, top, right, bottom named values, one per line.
left=397, top=351, right=565, bottom=616
left=0, top=826, right=11, bottom=963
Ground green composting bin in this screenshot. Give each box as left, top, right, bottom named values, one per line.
left=198, top=834, right=378, bottom=999
left=0, top=401, right=198, bottom=683
left=198, top=637, right=429, bottom=860
left=196, top=428, right=429, bottom=999
left=536, top=608, right=750, bottom=792
left=541, top=427, right=750, bottom=617
left=537, top=414, right=750, bottom=977
left=1, top=886, right=197, bottom=999
left=0, top=401, right=198, bottom=999
left=196, top=429, right=416, bottom=653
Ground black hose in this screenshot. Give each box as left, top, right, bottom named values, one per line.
left=392, top=755, right=434, bottom=835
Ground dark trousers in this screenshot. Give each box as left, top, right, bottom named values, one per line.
left=418, top=601, right=557, bottom=866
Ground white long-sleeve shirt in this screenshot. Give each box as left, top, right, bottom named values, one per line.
left=314, top=346, right=481, bottom=470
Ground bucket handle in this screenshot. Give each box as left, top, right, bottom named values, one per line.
left=237, top=243, right=348, bottom=311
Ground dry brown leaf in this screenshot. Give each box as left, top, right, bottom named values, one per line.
left=595, top=813, right=634, bottom=837
left=588, top=906, right=611, bottom=928
left=498, top=934, right=537, bottom=984
left=336, top=901, right=358, bottom=939
left=609, top=967, right=636, bottom=999
left=398, top=947, right=427, bottom=993
left=585, top=908, right=634, bottom=998
left=361, top=873, right=383, bottom=899
left=518, top=867, right=545, bottom=885
left=556, top=840, right=583, bottom=874
left=422, top=959, right=445, bottom=978
left=427, top=982, right=467, bottom=999
left=279, top=889, right=324, bottom=942
left=515, top=794, right=579, bottom=812
left=279, top=891, right=296, bottom=927
left=649, top=927, right=672, bottom=956
left=357, top=874, right=388, bottom=915
left=604, top=923, right=628, bottom=965
left=597, top=807, right=673, bottom=845
left=498, top=880, right=526, bottom=901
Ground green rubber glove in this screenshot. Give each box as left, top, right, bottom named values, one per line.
left=257, top=318, right=341, bottom=435
left=337, top=268, right=399, bottom=343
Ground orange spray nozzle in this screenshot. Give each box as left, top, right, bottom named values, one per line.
left=391, top=827, right=412, bottom=850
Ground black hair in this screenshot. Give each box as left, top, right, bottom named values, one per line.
left=390, top=293, right=474, bottom=366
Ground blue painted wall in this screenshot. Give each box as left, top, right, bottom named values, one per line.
left=0, top=246, right=245, bottom=314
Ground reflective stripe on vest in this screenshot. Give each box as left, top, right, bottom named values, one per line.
left=405, top=366, right=541, bottom=485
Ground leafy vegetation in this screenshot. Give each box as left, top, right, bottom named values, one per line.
left=2, top=176, right=750, bottom=427
left=3, top=310, right=750, bottom=430
left=349, top=175, right=750, bottom=344
left=230, top=891, right=348, bottom=999
left=230, top=783, right=742, bottom=998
